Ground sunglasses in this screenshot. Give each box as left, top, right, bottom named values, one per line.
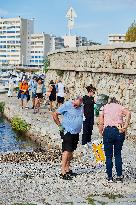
left=90, top=90, right=95, bottom=94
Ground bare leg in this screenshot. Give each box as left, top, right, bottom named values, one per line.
left=61, top=151, right=69, bottom=175
left=34, top=98, right=38, bottom=112
left=65, top=152, right=73, bottom=172
left=21, top=100, right=23, bottom=108
left=37, top=99, right=40, bottom=112
left=32, top=98, right=35, bottom=108
left=50, top=101, right=53, bottom=111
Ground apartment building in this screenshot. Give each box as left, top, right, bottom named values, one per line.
left=108, top=34, right=125, bottom=44
left=50, top=35, right=64, bottom=51
left=30, top=33, right=50, bottom=67
left=0, top=17, right=34, bottom=66
left=64, top=35, right=100, bottom=48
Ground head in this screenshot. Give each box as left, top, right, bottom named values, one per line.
left=37, top=78, right=42, bottom=84
left=55, top=79, right=59, bottom=84
left=86, top=84, right=96, bottom=96
left=23, top=79, right=27, bottom=84
left=73, top=96, right=83, bottom=108
left=108, top=97, right=119, bottom=104
left=33, top=76, right=37, bottom=82
left=50, top=80, right=54, bottom=85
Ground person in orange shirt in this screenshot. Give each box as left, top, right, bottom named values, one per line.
left=19, top=79, right=29, bottom=109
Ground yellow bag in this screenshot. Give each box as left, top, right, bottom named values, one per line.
left=92, top=140, right=105, bottom=163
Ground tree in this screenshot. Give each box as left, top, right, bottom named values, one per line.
left=125, top=20, right=136, bottom=42
left=43, top=57, right=50, bottom=73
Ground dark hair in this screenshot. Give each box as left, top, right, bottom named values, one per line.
left=86, top=84, right=96, bottom=93
left=37, top=77, right=42, bottom=82
left=50, top=80, right=54, bottom=84
left=109, top=97, right=119, bottom=104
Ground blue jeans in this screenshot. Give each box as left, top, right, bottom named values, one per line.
left=103, top=126, right=125, bottom=178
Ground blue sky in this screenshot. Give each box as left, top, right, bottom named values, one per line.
left=0, top=0, right=136, bottom=44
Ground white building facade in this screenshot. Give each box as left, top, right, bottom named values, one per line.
left=0, top=17, right=34, bottom=66
left=108, top=34, right=125, bottom=44
left=50, top=35, right=64, bottom=51
left=30, top=33, right=50, bottom=67
left=64, top=35, right=99, bottom=48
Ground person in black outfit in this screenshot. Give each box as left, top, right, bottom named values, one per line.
left=82, top=85, right=96, bottom=145
left=49, top=80, right=56, bottom=111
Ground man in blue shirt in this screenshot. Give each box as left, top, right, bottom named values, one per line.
left=53, top=96, right=83, bottom=180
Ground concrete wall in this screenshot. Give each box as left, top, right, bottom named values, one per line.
left=47, top=44, right=136, bottom=137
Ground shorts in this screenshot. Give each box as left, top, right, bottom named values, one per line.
left=57, top=96, right=64, bottom=104
left=21, top=93, right=27, bottom=100
left=32, top=92, right=36, bottom=99
left=61, top=132, right=79, bottom=152
left=49, top=94, right=56, bottom=102
left=36, top=93, right=43, bottom=99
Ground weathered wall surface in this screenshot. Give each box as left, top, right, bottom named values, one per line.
left=47, top=44, right=136, bottom=136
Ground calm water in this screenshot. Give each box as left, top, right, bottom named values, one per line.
left=0, top=117, right=37, bottom=153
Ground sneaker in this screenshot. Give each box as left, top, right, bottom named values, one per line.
left=60, top=173, right=72, bottom=180
left=66, top=170, right=78, bottom=177
left=107, top=177, right=114, bottom=183
left=116, top=175, right=124, bottom=182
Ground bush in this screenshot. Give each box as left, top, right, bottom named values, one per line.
left=11, top=116, right=30, bottom=133
left=14, top=87, right=19, bottom=92
left=56, top=69, right=65, bottom=77
left=0, top=102, right=5, bottom=114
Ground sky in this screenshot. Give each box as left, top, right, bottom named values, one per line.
left=0, top=0, right=136, bottom=44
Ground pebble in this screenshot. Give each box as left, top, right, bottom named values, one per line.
left=0, top=95, right=135, bottom=205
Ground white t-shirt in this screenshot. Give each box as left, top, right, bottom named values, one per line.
left=57, top=82, right=64, bottom=97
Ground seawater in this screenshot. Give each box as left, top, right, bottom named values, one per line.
left=0, top=117, right=37, bottom=153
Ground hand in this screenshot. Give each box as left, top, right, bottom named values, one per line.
left=58, top=125, right=65, bottom=132
left=117, top=124, right=127, bottom=133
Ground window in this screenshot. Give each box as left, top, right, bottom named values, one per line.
left=7, top=31, right=16, bottom=33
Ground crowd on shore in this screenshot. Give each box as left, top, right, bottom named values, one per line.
left=5, top=73, right=131, bottom=183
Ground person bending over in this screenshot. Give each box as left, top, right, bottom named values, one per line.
left=53, top=96, right=83, bottom=180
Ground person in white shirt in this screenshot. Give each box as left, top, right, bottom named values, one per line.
left=57, top=80, right=65, bottom=107
left=8, top=76, right=14, bottom=97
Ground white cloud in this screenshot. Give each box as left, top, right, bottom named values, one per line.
left=0, top=8, right=8, bottom=16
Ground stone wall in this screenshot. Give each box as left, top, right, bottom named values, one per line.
left=47, top=44, right=136, bottom=136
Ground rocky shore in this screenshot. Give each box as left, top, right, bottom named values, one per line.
left=0, top=94, right=136, bottom=205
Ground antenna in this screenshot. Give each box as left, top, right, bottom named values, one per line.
left=66, top=7, right=77, bottom=36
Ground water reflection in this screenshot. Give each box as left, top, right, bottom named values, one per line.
left=0, top=117, right=37, bottom=153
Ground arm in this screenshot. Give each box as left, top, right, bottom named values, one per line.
left=52, top=111, right=61, bottom=126
left=122, top=108, right=131, bottom=129
left=98, top=113, right=104, bottom=135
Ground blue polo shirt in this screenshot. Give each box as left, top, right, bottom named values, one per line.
left=57, top=101, right=83, bottom=134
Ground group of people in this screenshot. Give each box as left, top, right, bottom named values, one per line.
left=17, top=76, right=65, bottom=113
left=9, top=75, right=131, bottom=183
left=53, top=84, right=131, bottom=182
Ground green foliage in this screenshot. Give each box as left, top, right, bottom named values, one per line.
left=126, top=20, right=136, bottom=42
left=11, top=116, right=30, bottom=133
left=43, top=57, right=50, bottom=73
left=0, top=102, right=5, bottom=113
left=56, top=69, right=65, bottom=77
left=14, top=87, right=19, bottom=92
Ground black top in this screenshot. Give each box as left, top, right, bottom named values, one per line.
left=83, top=95, right=95, bottom=119
left=50, top=84, right=56, bottom=96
